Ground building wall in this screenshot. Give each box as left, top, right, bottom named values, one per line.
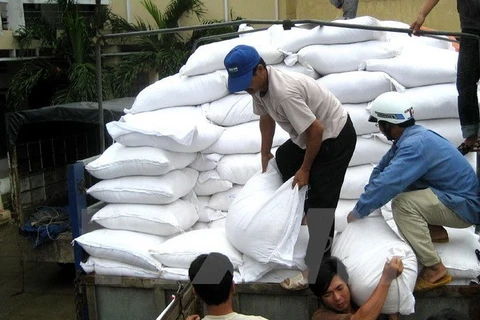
left=117, top=0, right=460, bottom=31
left=117, top=0, right=283, bottom=25
left=297, top=0, right=460, bottom=31
left=0, top=0, right=461, bottom=52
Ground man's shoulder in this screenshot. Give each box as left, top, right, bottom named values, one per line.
left=312, top=307, right=352, bottom=320
left=203, top=313, right=268, bottom=320
left=231, top=314, right=268, bottom=320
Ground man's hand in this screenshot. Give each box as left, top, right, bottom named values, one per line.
left=382, top=256, right=404, bottom=282
left=347, top=211, right=357, bottom=223
left=410, top=15, right=426, bottom=34
left=186, top=315, right=201, bottom=320
left=292, top=168, right=309, bottom=189
left=261, top=152, right=274, bottom=173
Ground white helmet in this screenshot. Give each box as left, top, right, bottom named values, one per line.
left=368, top=92, right=414, bottom=124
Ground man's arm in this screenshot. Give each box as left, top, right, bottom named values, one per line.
left=411, top=0, right=440, bottom=33
left=293, top=119, right=324, bottom=188
left=351, top=257, right=404, bottom=320
left=259, top=114, right=276, bottom=173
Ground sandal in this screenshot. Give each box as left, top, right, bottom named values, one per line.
left=457, top=137, right=480, bottom=155
left=457, top=142, right=472, bottom=155
left=414, top=274, right=452, bottom=292
left=470, top=139, right=480, bottom=152
left=280, top=273, right=308, bottom=290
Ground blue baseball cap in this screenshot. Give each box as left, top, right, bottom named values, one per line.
left=224, top=45, right=261, bottom=92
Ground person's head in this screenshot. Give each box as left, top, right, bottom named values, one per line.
left=188, top=252, right=234, bottom=306
left=309, top=257, right=352, bottom=313
left=224, top=45, right=267, bottom=95
left=426, top=308, right=469, bottom=320
left=369, top=92, right=415, bottom=141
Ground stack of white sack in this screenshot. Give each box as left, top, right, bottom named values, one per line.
left=74, top=25, right=298, bottom=281
left=75, top=16, right=479, bottom=284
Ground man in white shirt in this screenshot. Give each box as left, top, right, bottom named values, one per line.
left=224, top=45, right=357, bottom=290
left=186, top=252, right=268, bottom=320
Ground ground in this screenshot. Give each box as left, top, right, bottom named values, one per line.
left=0, top=220, right=76, bottom=320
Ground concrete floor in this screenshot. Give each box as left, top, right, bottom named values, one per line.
left=0, top=220, right=76, bottom=320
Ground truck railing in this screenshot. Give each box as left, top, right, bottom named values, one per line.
left=155, top=282, right=190, bottom=320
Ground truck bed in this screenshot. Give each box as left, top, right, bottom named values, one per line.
left=78, top=274, right=480, bottom=320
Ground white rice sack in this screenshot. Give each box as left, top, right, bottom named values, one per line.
left=191, top=221, right=210, bottom=230
left=335, top=199, right=358, bottom=233
left=150, top=228, right=243, bottom=269
left=188, top=153, right=224, bottom=171
left=349, top=134, right=391, bottom=166
left=296, top=40, right=401, bottom=75
left=90, top=201, right=198, bottom=237
left=196, top=196, right=226, bottom=222
left=209, top=184, right=244, bottom=211
left=109, top=106, right=203, bottom=145
left=203, top=94, right=259, bottom=127
left=209, top=217, right=227, bottom=229
left=344, top=104, right=379, bottom=136
left=85, top=143, right=196, bottom=179
left=226, top=160, right=307, bottom=265
left=272, top=62, right=320, bottom=79
left=402, top=84, right=459, bottom=120
left=238, top=226, right=309, bottom=282
left=180, top=35, right=283, bottom=77
left=360, top=45, right=458, bottom=88
left=270, top=16, right=386, bottom=53
left=256, top=269, right=302, bottom=283
left=202, top=120, right=290, bottom=154
left=216, top=153, right=262, bottom=185
left=333, top=214, right=418, bottom=315
left=379, top=20, right=454, bottom=51
left=416, top=118, right=463, bottom=146
left=340, top=164, right=375, bottom=199
left=126, top=71, right=229, bottom=114
left=74, top=229, right=167, bottom=271
left=81, top=256, right=162, bottom=278
left=291, top=225, right=309, bottom=270
left=159, top=267, right=189, bottom=281
left=239, top=255, right=275, bottom=283
left=194, top=170, right=233, bottom=196
left=87, top=168, right=199, bottom=205
left=387, top=223, right=480, bottom=280
left=107, top=115, right=224, bottom=153
left=317, top=71, right=404, bottom=104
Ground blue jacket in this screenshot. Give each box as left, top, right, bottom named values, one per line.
left=352, top=125, right=480, bottom=225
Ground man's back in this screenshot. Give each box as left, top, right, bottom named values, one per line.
left=395, top=125, right=480, bottom=223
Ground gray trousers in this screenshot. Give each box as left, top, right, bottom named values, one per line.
left=392, top=188, right=471, bottom=267
left=329, top=0, right=358, bottom=19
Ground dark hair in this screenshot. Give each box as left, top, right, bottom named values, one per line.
left=309, top=257, right=349, bottom=297
left=426, top=308, right=469, bottom=320
left=252, top=58, right=267, bottom=75
left=188, top=252, right=234, bottom=306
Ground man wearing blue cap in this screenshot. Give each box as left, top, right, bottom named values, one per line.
left=224, top=45, right=357, bottom=290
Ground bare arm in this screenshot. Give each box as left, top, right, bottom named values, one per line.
left=293, top=119, right=324, bottom=188
left=259, top=114, right=276, bottom=172
left=411, top=0, right=440, bottom=32
left=351, top=257, right=404, bottom=320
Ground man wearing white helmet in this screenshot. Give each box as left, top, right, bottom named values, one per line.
left=347, top=91, right=480, bottom=292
